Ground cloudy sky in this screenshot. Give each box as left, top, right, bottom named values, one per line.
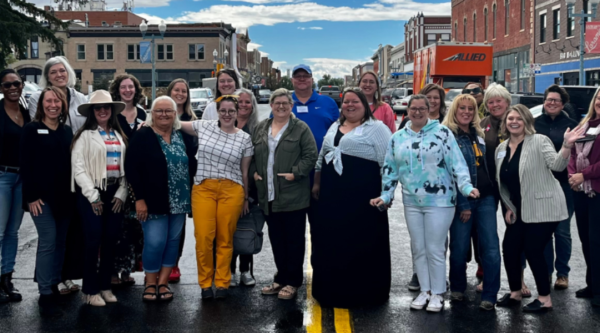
left=48, top=0, right=451, bottom=80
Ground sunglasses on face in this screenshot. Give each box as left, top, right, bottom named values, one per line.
left=462, top=87, right=483, bottom=95
left=1, top=81, right=22, bottom=89
left=93, top=105, right=112, bottom=111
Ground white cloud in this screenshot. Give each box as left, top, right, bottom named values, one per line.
left=222, top=0, right=305, bottom=3
left=247, top=42, right=262, bottom=51
left=303, top=57, right=364, bottom=81
left=272, top=61, right=287, bottom=68
left=298, top=26, right=323, bottom=30
left=137, top=13, right=181, bottom=24
left=260, top=51, right=270, bottom=57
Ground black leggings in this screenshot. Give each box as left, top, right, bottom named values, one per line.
left=230, top=254, right=252, bottom=274
left=503, top=218, right=558, bottom=296
left=574, top=192, right=600, bottom=296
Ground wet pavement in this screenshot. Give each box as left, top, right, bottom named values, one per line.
left=2, top=112, right=600, bottom=332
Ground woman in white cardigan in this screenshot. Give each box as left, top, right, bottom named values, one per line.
left=71, top=90, right=128, bottom=306
left=494, top=104, right=584, bottom=312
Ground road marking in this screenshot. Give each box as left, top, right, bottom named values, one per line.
left=305, top=224, right=322, bottom=333
left=334, top=308, right=352, bottom=333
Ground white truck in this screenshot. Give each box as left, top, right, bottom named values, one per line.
left=202, top=78, right=217, bottom=97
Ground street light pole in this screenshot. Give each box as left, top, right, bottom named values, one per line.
left=140, top=20, right=167, bottom=102
left=212, top=48, right=230, bottom=76
left=566, top=0, right=599, bottom=86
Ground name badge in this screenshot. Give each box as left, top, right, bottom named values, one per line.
left=497, top=151, right=506, bottom=159
left=37, top=129, right=49, bottom=134
left=354, top=127, right=364, bottom=136
left=587, top=127, right=600, bottom=135
left=478, top=137, right=485, bottom=145
left=297, top=106, right=309, bottom=113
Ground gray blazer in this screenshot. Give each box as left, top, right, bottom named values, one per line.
left=495, top=134, right=569, bottom=223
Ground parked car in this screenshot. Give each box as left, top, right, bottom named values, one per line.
left=444, top=89, right=462, bottom=108
left=392, top=95, right=412, bottom=115
left=382, top=88, right=395, bottom=105
left=190, top=88, right=213, bottom=118
left=561, top=85, right=598, bottom=120
left=510, top=93, right=544, bottom=109
left=319, top=85, right=342, bottom=107
left=529, top=104, right=543, bottom=118
left=258, top=89, right=272, bottom=103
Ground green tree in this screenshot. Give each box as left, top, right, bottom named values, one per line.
left=317, top=74, right=344, bottom=88
left=278, top=76, right=293, bottom=90
left=0, top=0, right=83, bottom=68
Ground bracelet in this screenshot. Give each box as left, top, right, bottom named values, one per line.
left=563, top=141, right=573, bottom=149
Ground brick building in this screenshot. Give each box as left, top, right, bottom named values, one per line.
left=452, top=0, right=534, bottom=92
left=404, top=13, right=452, bottom=73
left=533, top=1, right=600, bottom=92
left=53, top=9, right=144, bottom=27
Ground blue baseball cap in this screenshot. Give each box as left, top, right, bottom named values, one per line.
left=292, top=64, right=312, bottom=75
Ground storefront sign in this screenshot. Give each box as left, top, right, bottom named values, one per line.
left=585, top=22, right=600, bottom=54
left=560, top=51, right=580, bottom=60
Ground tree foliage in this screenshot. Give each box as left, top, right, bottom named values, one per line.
left=317, top=74, right=344, bottom=88
left=277, top=76, right=293, bottom=90
left=0, top=0, right=85, bottom=68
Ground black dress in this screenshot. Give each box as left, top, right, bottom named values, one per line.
left=312, top=129, right=391, bottom=308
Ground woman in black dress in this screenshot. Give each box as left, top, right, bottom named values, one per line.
left=311, top=88, right=392, bottom=308
left=108, top=74, right=147, bottom=286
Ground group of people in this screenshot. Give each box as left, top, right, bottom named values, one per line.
left=1, top=56, right=600, bottom=318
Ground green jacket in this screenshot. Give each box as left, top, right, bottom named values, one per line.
left=251, top=117, right=318, bottom=215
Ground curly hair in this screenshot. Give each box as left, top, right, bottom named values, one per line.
left=109, top=74, right=144, bottom=105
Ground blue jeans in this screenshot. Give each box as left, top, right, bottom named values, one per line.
left=450, top=195, right=501, bottom=303
left=0, top=172, right=25, bottom=275
left=141, top=214, right=185, bottom=273
left=31, top=204, right=70, bottom=295
left=543, top=181, right=574, bottom=277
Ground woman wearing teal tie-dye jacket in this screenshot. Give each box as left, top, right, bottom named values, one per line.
left=371, top=94, right=479, bottom=312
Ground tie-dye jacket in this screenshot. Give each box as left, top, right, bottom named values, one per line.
left=379, top=119, right=474, bottom=207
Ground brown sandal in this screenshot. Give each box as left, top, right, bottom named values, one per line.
left=261, top=282, right=282, bottom=295
left=278, top=286, right=297, bottom=300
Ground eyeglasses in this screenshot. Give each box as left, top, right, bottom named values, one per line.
left=462, top=87, right=483, bottom=95
left=1, top=81, right=22, bottom=89
left=93, top=105, right=112, bottom=111
left=292, top=75, right=312, bottom=80
left=408, top=107, right=428, bottom=113
left=343, top=87, right=362, bottom=93
left=218, top=109, right=237, bottom=116
left=273, top=102, right=291, bottom=107
left=545, top=98, right=562, bottom=104
left=153, top=109, right=175, bottom=115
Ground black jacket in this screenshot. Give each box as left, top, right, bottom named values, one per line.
left=117, top=107, right=147, bottom=140
left=20, top=121, right=74, bottom=219
left=0, top=98, right=31, bottom=165
left=125, top=126, right=194, bottom=215
left=534, top=109, right=579, bottom=184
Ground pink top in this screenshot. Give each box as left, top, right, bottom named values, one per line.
left=371, top=103, right=396, bottom=133
left=568, top=117, right=600, bottom=193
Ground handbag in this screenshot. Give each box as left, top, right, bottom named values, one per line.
left=233, top=203, right=266, bottom=255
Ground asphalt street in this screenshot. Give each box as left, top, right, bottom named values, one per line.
left=1, top=105, right=600, bottom=332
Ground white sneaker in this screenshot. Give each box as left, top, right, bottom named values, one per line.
left=100, top=290, right=117, bottom=303
left=230, top=273, right=239, bottom=288
left=410, top=292, right=430, bottom=310
left=426, top=294, right=444, bottom=312
left=82, top=293, right=106, bottom=306
left=240, top=271, right=256, bottom=286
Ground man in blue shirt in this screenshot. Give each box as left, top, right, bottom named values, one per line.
left=290, top=64, right=339, bottom=153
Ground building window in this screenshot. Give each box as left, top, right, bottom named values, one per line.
left=127, top=44, right=140, bottom=60
left=30, top=36, right=39, bottom=59
left=484, top=8, right=488, bottom=41
left=464, top=18, right=467, bottom=41
left=568, top=5, right=574, bottom=37
left=441, top=33, right=451, bottom=41
left=157, top=44, right=173, bottom=61
left=454, top=22, right=458, bottom=41
left=521, top=0, right=526, bottom=30
left=427, top=34, right=436, bottom=45
left=97, top=44, right=114, bottom=61
left=188, top=44, right=205, bottom=60
left=553, top=9, right=560, bottom=40
left=540, top=13, right=547, bottom=43
left=505, top=0, right=510, bottom=35
left=77, top=44, right=85, bottom=60
left=473, top=13, right=477, bottom=41
left=493, top=4, right=497, bottom=39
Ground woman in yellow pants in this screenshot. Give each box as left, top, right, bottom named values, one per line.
left=180, top=95, right=253, bottom=299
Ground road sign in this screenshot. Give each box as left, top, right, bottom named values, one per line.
left=140, top=41, right=151, bottom=64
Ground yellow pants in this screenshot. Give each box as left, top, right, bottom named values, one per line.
left=192, top=179, right=244, bottom=289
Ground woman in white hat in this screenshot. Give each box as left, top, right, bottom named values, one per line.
left=71, top=90, right=129, bottom=306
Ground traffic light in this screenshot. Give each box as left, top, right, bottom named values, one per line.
left=212, top=71, right=215, bottom=77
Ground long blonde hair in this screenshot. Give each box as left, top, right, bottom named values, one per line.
left=166, top=78, right=197, bottom=120
left=580, top=86, right=600, bottom=126
left=442, top=94, right=484, bottom=137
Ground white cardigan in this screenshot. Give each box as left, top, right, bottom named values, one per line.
left=71, top=129, right=128, bottom=203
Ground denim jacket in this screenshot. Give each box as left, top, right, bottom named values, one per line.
left=455, top=127, right=491, bottom=212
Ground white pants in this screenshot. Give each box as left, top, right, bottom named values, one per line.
left=404, top=205, right=455, bottom=295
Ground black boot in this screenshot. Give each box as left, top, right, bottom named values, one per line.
left=50, top=284, right=67, bottom=305
left=0, top=288, right=9, bottom=304
left=38, top=294, right=62, bottom=317
left=0, top=272, right=22, bottom=302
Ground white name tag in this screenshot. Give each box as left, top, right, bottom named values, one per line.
left=478, top=137, right=485, bottom=145
left=37, top=129, right=49, bottom=134
left=297, top=106, right=309, bottom=113
left=587, top=127, right=600, bottom=135
left=497, top=151, right=506, bottom=159
left=354, top=127, right=363, bottom=136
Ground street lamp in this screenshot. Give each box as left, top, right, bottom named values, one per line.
left=213, top=48, right=229, bottom=75
left=139, top=20, right=167, bottom=102
left=566, top=0, right=600, bottom=86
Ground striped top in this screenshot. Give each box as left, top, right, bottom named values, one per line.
left=98, top=127, right=122, bottom=179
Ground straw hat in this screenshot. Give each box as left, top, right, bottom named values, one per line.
left=77, top=90, right=126, bottom=117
